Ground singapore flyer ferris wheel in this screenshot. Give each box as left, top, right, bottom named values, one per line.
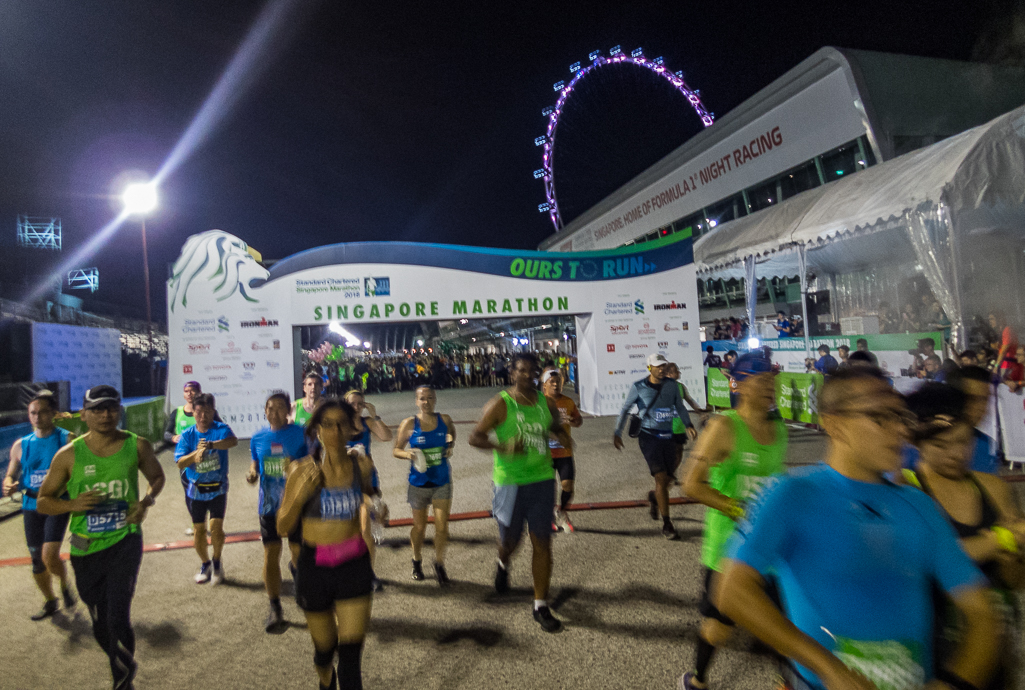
left=534, top=45, right=715, bottom=231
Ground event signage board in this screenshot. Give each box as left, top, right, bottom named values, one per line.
left=548, top=67, right=868, bottom=251
left=31, top=323, right=123, bottom=409
left=167, top=231, right=703, bottom=437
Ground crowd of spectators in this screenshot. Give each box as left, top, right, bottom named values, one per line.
left=705, top=311, right=805, bottom=342
left=302, top=350, right=575, bottom=395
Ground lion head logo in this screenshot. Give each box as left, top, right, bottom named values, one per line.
left=168, top=230, right=269, bottom=311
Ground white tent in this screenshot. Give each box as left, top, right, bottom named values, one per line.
left=694, top=104, right=1025, bottom=350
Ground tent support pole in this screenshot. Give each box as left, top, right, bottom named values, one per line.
left=799, top=245, right=811, bottom=361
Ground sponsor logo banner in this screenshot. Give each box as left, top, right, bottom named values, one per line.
left=240, top=317, right=279, bottom=328
left=365, top=277, right=390, bottom=297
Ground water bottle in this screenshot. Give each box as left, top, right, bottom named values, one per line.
left=370, top=495, right=385, bottom=545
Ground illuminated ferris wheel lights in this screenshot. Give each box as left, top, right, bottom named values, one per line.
left=553, top=80, right=565, bottom=91
left=569, top=61, right=581, bottom=72
left=654, top=56, right=664, bottom=65
left=631, top=47, right=643, bottom=57
left=533, top=169, right=545, bottom=179
left=588, top=50, right=601, bottom=61
left=610, top=45, right=622, bottom=55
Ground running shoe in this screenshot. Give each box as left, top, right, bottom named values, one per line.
left=560, top=511, right=575, bottom=534
left=532, top=605, right=563, bottom=633
left=648, top=491, right=659, bottom=520
left=434, top=562, right=450, bottom=587
left=211, top=560, right=224, bottom=585
left=662, top=523, right=680, bottom=541
left=61, top=586, right=76, bottom=610
left=411, top=559, right=425, bottom=581
left=494, top=561, right=510, bottom=594
left=264, top=601, right=285, bottom=633
left=185, top=526, right=195, bottom=536
left=30, top=599, right=58, bottom=621
left=194, top=562, right=212, bottom=584
left=678, top=671, right=700, bottom=690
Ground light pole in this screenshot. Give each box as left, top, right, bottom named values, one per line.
left=122, top=182, right=158, bottom=396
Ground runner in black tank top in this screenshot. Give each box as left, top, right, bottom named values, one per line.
left=905, top=384, right=1024, bottom=690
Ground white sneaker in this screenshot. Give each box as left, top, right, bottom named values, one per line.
left=185, top=526, right=195, bottom=536
left=211, top=561, right=224, bottom=585
left=194, top=562, right=212, bottom=584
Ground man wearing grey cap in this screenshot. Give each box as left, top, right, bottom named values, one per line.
left=613, top=353, right=697, bottom=539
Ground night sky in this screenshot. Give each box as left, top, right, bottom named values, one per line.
left=0, top=0, right=1011, bottom=321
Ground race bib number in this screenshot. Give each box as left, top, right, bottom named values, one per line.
left=652, top=407, right=674, bottom=423
left=834, top=637, right=924, bottom=690
left=548, top=437, right=563, bottom=449
left=195, top=451, right=221, bottom=474
left=29, top=469, right=48, bottom=489
left=263, top=456, right=286, bottom=478
left=86, top=501, right=129, bottom=534
left=423, top=448, right=444, bottom=468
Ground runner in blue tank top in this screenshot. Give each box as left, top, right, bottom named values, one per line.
left=2, top=391, right=76, bottom=620
left=393, top=386, right=456, bottom=585
left=344, top=389, right=392, bottom=593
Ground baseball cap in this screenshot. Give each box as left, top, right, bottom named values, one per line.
left=184, top=381, right=201, bottom=391
left=646, top=353, right=670, bottom=368
left=729, top=352, right=774, bottom=382
left=541, top=368, right=562, bottom=383
left=83, top=385, right=121, bottom=410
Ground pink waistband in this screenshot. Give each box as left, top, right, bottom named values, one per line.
left=314, top=535, right=367, bottom=568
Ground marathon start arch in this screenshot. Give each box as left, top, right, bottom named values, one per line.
left=167, top=230, right=702, bottom=437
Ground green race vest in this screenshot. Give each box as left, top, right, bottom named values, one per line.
left=701, top=410, right=787, bottom=571
left=67, top=433, right=140, bottom=556
left=493, top=390, right=555, bottom=486
left=175, top=406, right=197, bottom=435
left=672, top=382, right=688, bottom=434
left=294, top=399, right=315, bottom=427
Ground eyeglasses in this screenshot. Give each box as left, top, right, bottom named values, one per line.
left=830, top=408, right=915, bottom=428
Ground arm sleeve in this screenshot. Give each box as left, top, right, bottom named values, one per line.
left=163, top=410, right=177, bottom=443
left=614, top=383, right=641, bottom=437
left=727, top=476, right=796, bottom=576
left=673, top=384, right=693, bottom=428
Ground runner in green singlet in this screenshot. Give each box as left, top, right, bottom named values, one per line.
left=680, top=353, right=787, bottom=690
left=36, top=385, right=164, bottom=690
left=292, top=372, right=323, bottom=427
left=469, top=352, right=572, bottom=632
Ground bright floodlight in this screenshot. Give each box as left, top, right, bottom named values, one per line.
left=747, top=337, right=761, bottom=349
left=417, top=339, right=424, bottom=347
left=363, top=341, right=372, bottom=349
left=122, top=182, right=158, bottom=215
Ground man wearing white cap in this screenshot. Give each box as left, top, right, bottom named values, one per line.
left=614, top=353, right=697, bottom=539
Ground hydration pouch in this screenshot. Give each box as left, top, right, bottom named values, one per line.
left=627, top=414, right=642, bottom=438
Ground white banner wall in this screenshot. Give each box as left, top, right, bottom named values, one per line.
left=168, top=231, right=701, bottom=437
left=32, top=323, right=123, bottom=410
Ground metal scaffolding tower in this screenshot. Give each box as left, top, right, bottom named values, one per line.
left=17, top=216, right=62, bottom=250
left=68, top=268, right=99, bottom=293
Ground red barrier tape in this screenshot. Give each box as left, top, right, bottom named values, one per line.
left=2, top=478, right=1023, bottom=568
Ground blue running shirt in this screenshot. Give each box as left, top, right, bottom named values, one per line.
left=176, top=421, right=236, bottom=500
left=18, top=428, right=71, bottom=510
left=728, top=464, right=984, bottom=690
left=250, top=424, right=308, bottom=515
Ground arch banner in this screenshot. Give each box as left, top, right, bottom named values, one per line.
left=167, top=231, right=701, bottom=437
